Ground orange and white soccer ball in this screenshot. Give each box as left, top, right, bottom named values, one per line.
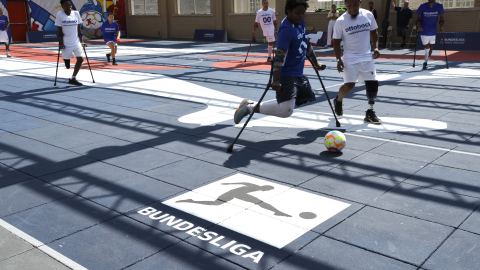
left=324, top=131, right=346, bottom=152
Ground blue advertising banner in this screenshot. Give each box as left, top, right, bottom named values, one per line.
left=416, top=32, right=480, bottom=51
left=26, top=31, right=58, bottom=43
left=194, top=29, right=228, bottom=42
left=307, top=31, right=330, bottom=47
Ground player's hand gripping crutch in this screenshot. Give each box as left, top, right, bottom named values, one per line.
left=306, top=55, right=341, bottom=128
left=227, top=61, right=274, bottom=153
left=82, top=44, right=95, bottom=83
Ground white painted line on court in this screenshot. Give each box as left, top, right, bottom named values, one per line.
left=0, top=219, right=88, bottom=270
left=347, top=133, right=480, bottom=157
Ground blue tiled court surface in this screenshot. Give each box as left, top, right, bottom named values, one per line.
left=1, top=40, right=480, bottom=270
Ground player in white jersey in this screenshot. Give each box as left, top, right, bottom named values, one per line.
left=325, top=4, right=339, bottom=48
left=333, top=0, right=382, bottom=124
left=253, top=0, right=277, bottom=62
left=56, top=0, right=87, bottom=86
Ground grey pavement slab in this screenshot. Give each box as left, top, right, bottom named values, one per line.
left=370, top=141, right=448, bottom=163
left=118, top=129, right=190, bottom=147
left=0, top=111, right=30, bottom=123
left=39, top=161, right=137, bottom=194
left=47, top=215, right=180, bottom=270
left=0, top=179, right=72, bottom=218
left=460, top=206, right=480, bottom=235
left=81, top=174, right=185, bottom=213
left=338, top=152, right=427, bottom=182
left=69, top=138, right=148, bottom=160
left=326, top=207, right=454, bottom=265
left=154, top=136, right=224, bottom=157
left=195, top=146, right=279, bottom=170
left=239, top=156, right=327, bottom=185
left=0, top=118, right=51, bottom=132
left=438, top=112, right=480, bottom=126
left=40, top=130, right=111, bottom=149
left=423, top=230, right=480, bottom=270
left=103, top=147, right=186, bottom=173
left=272, top=236, right=416, bottom=270
left=0, top=226, right=33, bottom=261
left=145, top=158, right=235, bottom=189
left=301, top=168, right=399, bottom=204
left=126, top=241, right=244, bottom=270
left=11, top=124, right=79, bottom=140
left=454, top=133, right=480, bottom=154
left=0, top=248, right=70, bottom=270
left=371, top=183, right=480, bottom=227
left=433, top=151, right=480, bottom=173
left=185, top=223, right=320, bottom=270
left=0, top=163, right=33, bottom=188
left=2, top=195, right=119, bottom=244
left=195, top=126, right=265, bottom=143
left=405, top=164, right=480, bottom=198
left=3, top=149, right=96, bottom=177
left=140, top=103, right=204, bottom=117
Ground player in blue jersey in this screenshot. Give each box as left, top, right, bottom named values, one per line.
left=234, top=0, right=325, bottom=124
left=0, top=8, right=11, bottom=57
left=101, top=12, right=121, bottom=65
left=416, top=0, right=445, bottom=70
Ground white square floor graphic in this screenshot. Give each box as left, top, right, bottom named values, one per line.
left=163, top=173, right=351, bottom=248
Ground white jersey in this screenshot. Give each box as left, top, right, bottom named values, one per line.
left=55, top=10, right=83, bottom=49
left=333, top=8, right=378, bottom=64
left=255, top=8, right=276, bottom=37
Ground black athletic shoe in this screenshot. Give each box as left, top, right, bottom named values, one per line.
left=106, top=54, right=111, bottom=62
left=267, top=57, right=272, bottom=62
left=422, top=62, right=428, bottom=70
left=333, top=96, right=343, bottom=116
left=68, top=78, right=83, bottom=86
left=64, top=59, right=70, bottom=69
left=112, top=61, right=118, bottom=66
left=400, top=43, right=406, bottom=48
left=364, top=109, right=382, bottom=124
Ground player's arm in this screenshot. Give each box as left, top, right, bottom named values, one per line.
left=391, top=0, right=395, bottom=8
left=57, top=26, right=65, bottom=49
left=77, top=24, right=86, bottom=47
left=273, top=20, right=277, bottom=35
left=416, top=8, right=423, bottom=32
left=306, top=42, right=326, bottom=71
left=252, top=22, right=259, bottom=35
left=5, top=22, right=9, bottom=29
left=333, top=39, right=343, bottom=72
left=370, top=29, right=380, bottom=59
left=439, top=14, right=445, bottom=33
left=272, top=46, right=286, bottom=91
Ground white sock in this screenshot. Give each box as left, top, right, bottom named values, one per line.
left=425, top=49, right=429, bottom=62
left=71, top=76, right=76, bottom=79
left=268, top=46, right=272, bottom=58
left=247, top=104, right=255, bottom=114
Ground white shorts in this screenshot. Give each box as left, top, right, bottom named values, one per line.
left=421, top=35, right=436, bottom=45
left=0, top=31, right=9, bottom=44
left=106, top=41, right=117, bottom=46
left=62, top=45, right=83, bottom=60
left=266, top=35, right=275, bottom=42
left=343, top=60, right=377, bottom=83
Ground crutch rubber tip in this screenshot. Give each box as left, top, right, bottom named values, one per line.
left=226, top=145, right=234, bottom=153
left=413, top=64, right=415, bottom=67
left=336, top=121, right=341, bottom=127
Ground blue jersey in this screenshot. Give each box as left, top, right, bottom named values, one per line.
left=101, top=21, right=120, bottom=42
left=276, top=18, right=308, bottom=78
left=0, top=15, right=9, bottom=31
left=417, top=2, right=444, bottom=36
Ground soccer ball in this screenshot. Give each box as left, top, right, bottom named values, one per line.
left=324, top=131, right=346, bottom=152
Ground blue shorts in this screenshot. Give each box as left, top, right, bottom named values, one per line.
left=104, top=37, right=117, bottom=45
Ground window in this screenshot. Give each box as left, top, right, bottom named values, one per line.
left=132, top=0, right=158, bottom=15
left=233, top=0, right=276, bottom=14
left=398, top=0, right=473, bottom=9
left=177, top=0, right=211, bottom=14
left=308, top=1, right=345, bottom=12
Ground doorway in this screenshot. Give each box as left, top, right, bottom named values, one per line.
left=6, top=0, right=30, bottom=42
